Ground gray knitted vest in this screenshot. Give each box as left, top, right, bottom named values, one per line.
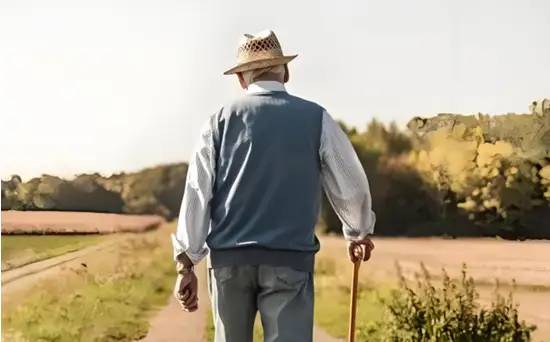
left=207, top=91, right=324, bottom=271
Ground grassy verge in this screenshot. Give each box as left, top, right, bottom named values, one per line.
left=2, top=224, right=175, bottom=342
left=314, top=280, right=390, bottom=338
left=1, top=234, right=105, bottom=271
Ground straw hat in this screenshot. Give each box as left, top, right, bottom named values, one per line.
left=223, top=30, right=297, bottom=75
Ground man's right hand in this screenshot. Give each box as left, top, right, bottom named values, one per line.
left=347, top=237, right=375, bottom=263
left=173, top=271, right=198, bottom=312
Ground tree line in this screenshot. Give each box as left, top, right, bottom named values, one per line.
left=3, top=99, right=549, bottom=238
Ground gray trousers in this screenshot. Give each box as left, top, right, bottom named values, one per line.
left=207, top=264, right=314, bottom=342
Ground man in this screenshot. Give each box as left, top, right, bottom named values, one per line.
left=172, top=30, right=375, bottom=342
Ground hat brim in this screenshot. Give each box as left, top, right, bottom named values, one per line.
left=223, top=55, right=297, bottom=75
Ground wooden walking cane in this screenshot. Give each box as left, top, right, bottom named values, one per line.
left=348, top=246, right=364, bottom=342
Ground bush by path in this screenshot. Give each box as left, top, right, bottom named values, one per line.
left=360, top=264, right=536, bottom=341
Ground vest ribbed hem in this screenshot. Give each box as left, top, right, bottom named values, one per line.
left=209, top=247, right=315, bottom=272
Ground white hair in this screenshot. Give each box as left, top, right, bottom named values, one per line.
left=241, top=64, right=285, bottom=86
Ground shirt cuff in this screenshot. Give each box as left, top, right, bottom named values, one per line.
left=342, top=211, right=376, bottom=241
left=170, top=233, right=209, bottom=265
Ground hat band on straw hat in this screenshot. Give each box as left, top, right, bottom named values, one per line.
left=224, top=55, right=297, bottom=75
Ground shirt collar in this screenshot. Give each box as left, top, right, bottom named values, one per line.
left=246, top=81, right=286, bottom=94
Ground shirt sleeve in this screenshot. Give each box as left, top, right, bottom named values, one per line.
left=170, top=114, right=217, bottom=264
left=319, top=110, right=376, bottom=240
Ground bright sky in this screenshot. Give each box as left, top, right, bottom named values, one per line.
left=1, top=0, right=549, bottom=180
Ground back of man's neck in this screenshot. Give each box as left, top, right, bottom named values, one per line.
left=247, top=81, right=286, bottom=94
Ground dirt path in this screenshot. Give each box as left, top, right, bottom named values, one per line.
left=1, top=239, right=118, bottom=300
left=142, top=263, right=209, bottom=342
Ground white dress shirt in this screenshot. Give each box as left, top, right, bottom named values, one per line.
left=171, top=81, right=376, bottom=263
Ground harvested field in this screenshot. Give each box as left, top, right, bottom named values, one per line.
left=1, top=210, right=165, bottom=234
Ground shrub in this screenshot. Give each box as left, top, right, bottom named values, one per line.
left=361, top=264, right=536, bottom=341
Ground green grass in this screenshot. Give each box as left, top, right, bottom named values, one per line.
left=2, top=226, right=175, bottom=342
left=314, top=282, right=390, bottom=339
left=1, top=234, right=104, bottom=271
